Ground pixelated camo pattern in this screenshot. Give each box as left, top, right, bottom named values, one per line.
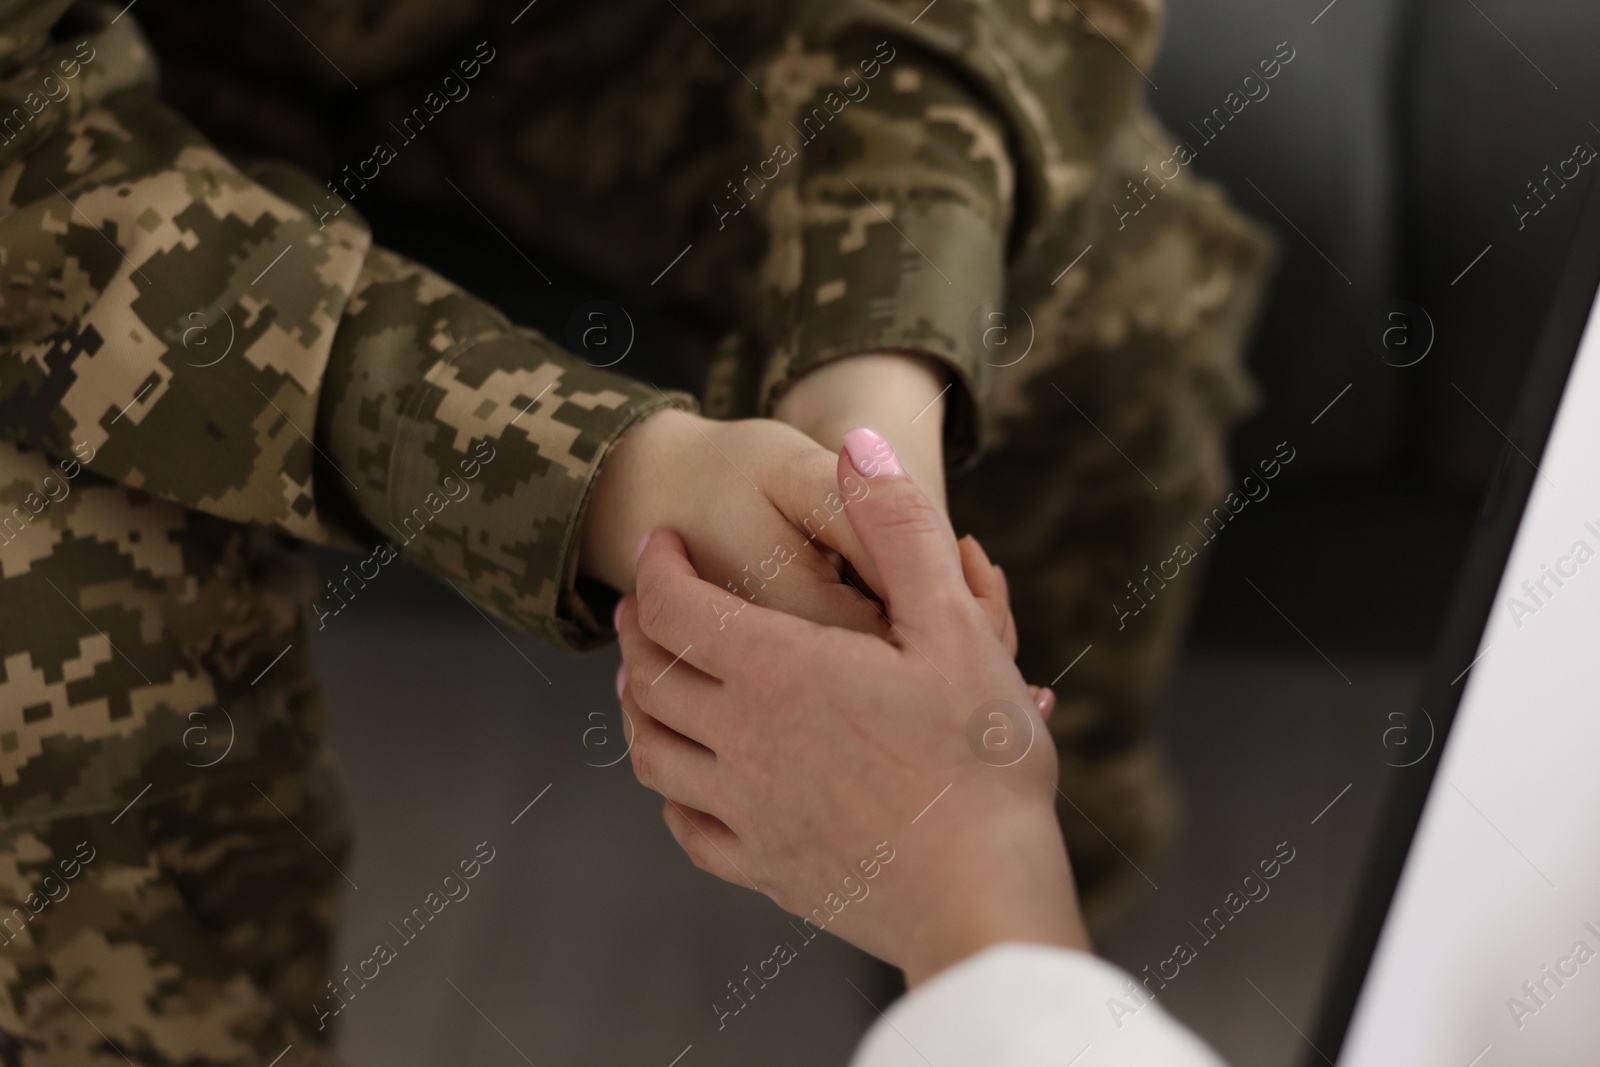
left=0, top=0, right=1271, bottom=1060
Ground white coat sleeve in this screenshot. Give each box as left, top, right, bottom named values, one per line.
left=849, top=944, right=1229, bottom=1067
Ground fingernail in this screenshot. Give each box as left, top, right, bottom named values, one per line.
left=842, top=427, right=905, bottom=478
left=616, top=664, right=629, bottom=700
left=635, top=531, right=652, bottom=559
left=612, top=597, right=625, bottom=632
left=1034, top=686, right=1055, bottom=717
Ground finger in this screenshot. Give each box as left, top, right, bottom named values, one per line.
left=994, top=563, right=1018, bottom=658
left=836, top=429, right=970, bottom=625
left=959, top=536, right=1002, bottom=599
left=682, top=436, right=887, bottom=635
left=959, top=538, right=1018, bottom=656
left=1029, top=685, right=1055, bottom=721
left=958, top=536, right=1008, bottom=642
left=661, top=799, right=755, bottom=890
left=635, top=527, right=846, bottom=680
left=730, top=564, right=888, bottom=636
left=621, top=693, right=727, bottom=816
left=766, top=443, right=889, bottom=602
left=616, top=595, right=722, bottom=747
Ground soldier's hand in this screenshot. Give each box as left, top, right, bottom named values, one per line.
left=957, top=529, right=1055, bottom=718
left=579, top=409, right=890, bottom=633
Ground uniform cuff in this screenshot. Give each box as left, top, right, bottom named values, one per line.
left=763, top=198, right=1002, bottom=469
left=384, top=329, right=693, bottom=652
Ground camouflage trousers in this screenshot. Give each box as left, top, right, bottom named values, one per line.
left=954, top=112, right=1269, bottom=920
left=0, top=119, right=1268, bottom=1066
left=0, top=440, right=348, bottom=1065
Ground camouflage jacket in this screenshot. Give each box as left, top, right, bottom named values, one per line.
left=0, top=0, right=1163, bottom=650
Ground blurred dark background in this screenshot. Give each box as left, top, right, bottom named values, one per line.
left=148, top=1, right=1600, bottom=1064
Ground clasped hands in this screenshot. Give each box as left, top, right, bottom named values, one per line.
left=584, top=356, right=1091, bottom=987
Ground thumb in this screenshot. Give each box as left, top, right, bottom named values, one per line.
left=837, top=427, right=968, bottom=625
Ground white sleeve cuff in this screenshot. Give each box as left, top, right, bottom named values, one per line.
left=850, top=943, right=1228, bottom=1067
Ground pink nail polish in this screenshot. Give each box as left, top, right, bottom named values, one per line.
left=1034, top=687, right=1055, bottom=716
left=635, top=530, right=652, bottom=559
left=612, top=597, right=625, bottom=632
left=616, top=664, right=628, bottom=700
left=842, top=427, right=905, bottom=478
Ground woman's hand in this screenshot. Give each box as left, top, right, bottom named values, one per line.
left=614, top=428, right=1088, bottom=987
left=579, top=409, right=887, bottom=633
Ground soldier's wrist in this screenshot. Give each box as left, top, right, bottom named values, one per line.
left=577, top=406, right=698, bottom=593
left=773, top=351, right=949, bottom=511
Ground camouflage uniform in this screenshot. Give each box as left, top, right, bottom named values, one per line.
left=0, top=0, right=1269, bottom=1061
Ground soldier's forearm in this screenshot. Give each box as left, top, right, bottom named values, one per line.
left=773, top=351, right=949, bottom=513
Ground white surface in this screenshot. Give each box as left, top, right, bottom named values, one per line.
left=850, top=944, right=1225, bottom=1067
left=1340, top=285, right=1600, bottom=1065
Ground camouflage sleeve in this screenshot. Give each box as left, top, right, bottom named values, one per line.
left=747, top=31, right=1010, bottom=466
left=312, top=238, right=685, bottom=649
left=109, top=0, right=1163, bottom=469
left=0, top=7, right=683, bottom=651
left=736, top=1, right=1162, bottom=467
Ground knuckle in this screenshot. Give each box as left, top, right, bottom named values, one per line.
left=663, top=804, right=715, bottom=873
left=629, top=739, right=655, bottom=790
left=715, top=799, right=750, bottom=839
left=685, top=839, right=717, bottom=875
left=626, top=667, right=650, bottom=712
left=636, top=582, right=673, bottom=639
left=873, top=493, right=945, bottom=539
left=664, top=803, right=695, bottom=852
